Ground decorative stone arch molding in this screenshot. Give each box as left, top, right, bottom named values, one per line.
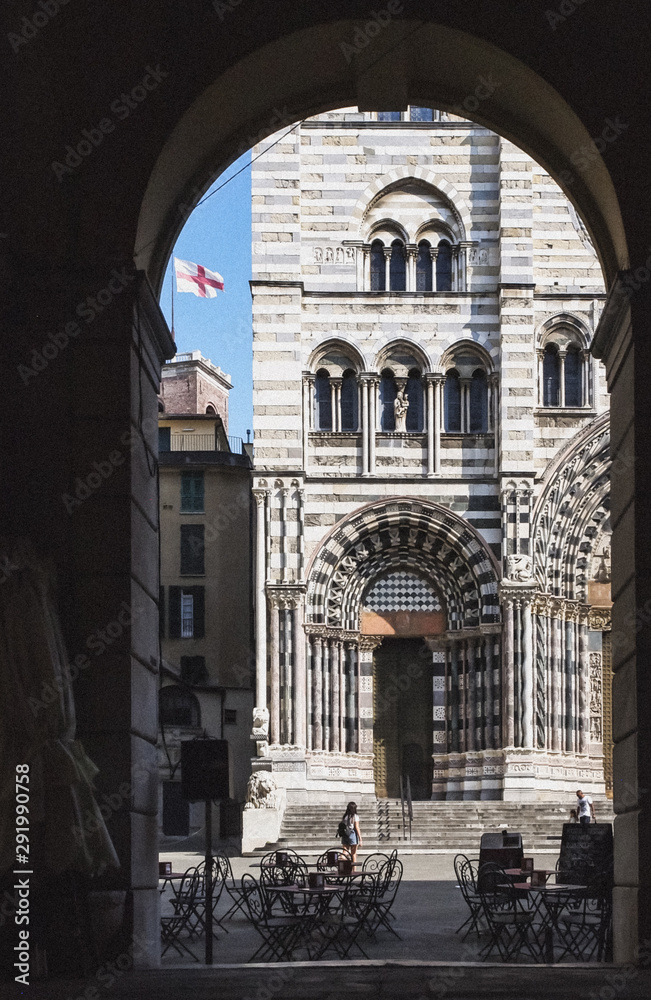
left=440, top=338, right=496, bottom=375
left=307, top=337, right=367, bottom=375
left=374, top=337, right=433, bottom=376
left=351, top=166, right=472, bottom=243
left=305, top=498, right=500, bottom=631
left=531, top=413, right=610, bottom=601
left=536, top=312, right=593, bottom=351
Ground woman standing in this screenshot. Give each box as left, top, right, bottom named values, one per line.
left=341, top=801, right=363, bottom=863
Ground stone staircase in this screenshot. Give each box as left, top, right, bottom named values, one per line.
left=255, top=797, right=614, bottom=854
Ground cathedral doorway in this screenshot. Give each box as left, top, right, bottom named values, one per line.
left=373, top=638, right=433, bottom=800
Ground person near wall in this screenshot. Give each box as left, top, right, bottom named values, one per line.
left=575, top=789, right=596, bottom=826
left=340, top=801, right=363, bottom=863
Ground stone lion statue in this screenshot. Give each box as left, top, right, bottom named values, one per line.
left=244, top=771, right=278, bottom=810
left=506, top=553, right=533, bottom=582
left=251, top=705, right=269, bottom=740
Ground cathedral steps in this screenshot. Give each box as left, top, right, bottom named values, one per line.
left=255, top=798, right=614, bottom=854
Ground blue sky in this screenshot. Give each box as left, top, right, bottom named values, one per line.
left=159, top=151, right=253, bottom=443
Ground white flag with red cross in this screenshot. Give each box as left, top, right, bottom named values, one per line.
left=174, top=257, right=224, bottom=297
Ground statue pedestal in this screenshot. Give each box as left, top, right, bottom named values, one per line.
left=241, top=785, right=286, bottom=855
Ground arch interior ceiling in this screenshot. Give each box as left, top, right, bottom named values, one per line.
left=307, top=500, right=499, bottom=631
left=532, top=414, right=611, bottom=601
left=362, top=570, right=443, bottom=613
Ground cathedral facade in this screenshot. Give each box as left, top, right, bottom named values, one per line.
left=249, top=108, right=611, bottom=804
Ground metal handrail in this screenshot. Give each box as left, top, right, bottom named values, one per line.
left=399, top=775, right=413, bottom=842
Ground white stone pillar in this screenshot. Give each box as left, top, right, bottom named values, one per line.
left=558, top=350, right=566, bottom=408
left=313, top=636, right=323, bottom=749
left=293, top=603, right=306, bottom=748
left=406, top=244, right=417, bottom=291
left=426, top=375, right=435, bottom=477
left=430, top=248, right=439, bottom=291
left=330, top=381, right=337, bottom=432
left=269, top=599, right=280, bottom=744
left=522, top=599, right=534, bottom=748
left=331, top=640, right=340, bottom=752
left=536, top=350, right=544, bottom=407
left=503, top=596, right=515, bottom=747
left=253, top=490, right=269, bottom=715
left=362, top=244, right=371, bottom=290
left=280, top=488, right=289, bottom=582
left=467, top=638, right=477, bottom=752
left=339, top=641, right=346, bottom=753
left=435, top=375, right=443, bottom=474
left=551, top=610, right=562, bottom=752
left=361, top=377, right=370, bottom=477
left=578, top=609, right=590, bottom=752
left=460, top=378, right=471, bottom=433
left=297, top=488, right=305, bottom=577
left=346, top=642, right=357, bottom=753
left=306, top=634, right=313, bottom=751
left=383, top=247, right=392, bottom=291
left=323, top=640, right=331, bottom=751
left=582, top=351, right=590, bottom=407
left=369, top=378, right=378, bottom=475
left=302, top=374, right=314, bottom=472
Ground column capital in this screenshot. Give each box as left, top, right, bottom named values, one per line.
left=358, top=634, right=384, bottom=651
left=382, top=247, right=392, bottom=260
left=303, top=370, right=316, bottom=383
left=588, top=606, right=612, bottom=630
left=329, top=376, right=343, bottom=388
left=424, top=371, right=445, bottom=385
left=266, top=584, right=305, bottom=609
left=252, top=488, right=270, bottom=507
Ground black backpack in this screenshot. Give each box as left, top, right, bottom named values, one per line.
left=337, top=820, right=347, bottom=838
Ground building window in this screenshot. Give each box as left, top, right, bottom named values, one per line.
left=159, top=427, right=171, bottom=452
left=315, top=369, right=332, bottom=430
left=340, top=370, right=358, bottom=430
left=389, top=239, right=406, bottom=291
left=543, top=345, right=560, bottom=406
left=444, top=370, right=461, bottom=432
left=377, top=111, right=402, bottom=121
left=469, top=370, right=488, bottom=432
left=406, top=370, right=424, bottom=431
left=180, top=655, right=207, bottom=685
left=370, top=239, right=385, bottom=291
left=224, top=709, right=237, bottom=726
left=160, top=685, right=200, bottom=727
left=416, top=240, right=432, bottom=291
left=380, top=371, right=397, bottom=430
left=205, top=404, right=216, bottom=414
left=565, top=345, right=583, bottom=406
left=180, top=524, right=205, bottom=575
left=181, top=593, right=194, bottom=637
left=410, top=106, right=433, bottom=121
left=436, top=240, right=452, bottom=291
left=181, top=470, right=204, bottom=512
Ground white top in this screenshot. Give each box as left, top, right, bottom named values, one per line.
left=344, top=813, right=359, bottom=829
left=577, top=795, right=592, bottom=818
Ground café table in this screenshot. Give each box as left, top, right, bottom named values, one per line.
left=509, top=882, right=587, bottom=961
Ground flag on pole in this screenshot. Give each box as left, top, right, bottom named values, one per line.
left=174, top=257, right=224, bottom=297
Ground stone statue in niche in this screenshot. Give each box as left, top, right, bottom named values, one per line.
left=335, top=247, right=344, bottom=263
left=346, top=246, right=356, bottom=262
left=394, top=389, right=409, bottom=431
left=244, top=771, right=278, bottom=810
left=251, top=705, right=269, bottom=740
left=506, top=553, right=533, bottom=581
left=314, top=247, right=323, bottom=263
left=324, top=247, right=334, bottom=263
left=593, top=545, right=611, bottom=583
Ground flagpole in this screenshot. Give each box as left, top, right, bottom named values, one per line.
left=171, top=262, right=176, bottom=340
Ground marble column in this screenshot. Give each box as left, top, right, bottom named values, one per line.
left=361, top=377, right=370, bottom=476
left=578, top=609, right=590, bottom=752
left=406, top=243, right=417, bottom=291
left=460, top=378, right=471, bottom=433
left=521, top=598, right=534, bottom=748
left=339, top=641, right=346, bottom=753
left=313, top=636, right=323, bottom=750
left=306, top=635, right=313, bottom=751
left=293, top=605, right=306, bottom=748
left=369, top=378, right=378, bottom=475
left=536, top=350, right=544, bottom=406
left=323, top=640, right=331, bottom=751
left=565, top=616, right=574, bottom=752
left=302, top=374, right=314, bottom=472
left=503, top=597, right=515, bottom=747
left=346, top=642, right=357, bottom=753
left=484, top=636, right=494, bottom=750
left=331, top=640, right=340, bottom=752
left=280, top=488, right=289, bottom=582
left=269, top=601, right=280, bottom=744
left=383, top=247, right=392, bottom=290
left=449, top=640, right=460, bottom=753
left=558, top=350, right=566, bottom=408
left=362, top=244, right=370, bottom=290
left=551, top=610, right=562, bottom=751
left=252, top=490, right=269, bottom=716
left=467, top=637, right=477, bottom=752
left=331, top=377, right=342, bottom=433
left=282, top=608, right=293, bottom=744
left=426, top=375, right=435, bottom=476
left=435, top=375, right=443, bottom=474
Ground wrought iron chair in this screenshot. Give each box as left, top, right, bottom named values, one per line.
left=161, top=870, right=202, bottom=960
left=241, top=873, right=309, bottom=962
left=362, top=857, right=403, bottom=939
left=454, top=854, right=484, bottom=940
left=476, top=862, right=540, bottom=962
left=214, top=852, right=247, bottom=922
left=306, top=878, right=375, bottom=960
left=556, top=869, right=613, bottom=962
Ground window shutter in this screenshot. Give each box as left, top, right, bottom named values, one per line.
left=159, top=586, right=165, bottom=637
left=180, top=524, right=205, bottom=574
left=169, top=586, right=182, bottom=638
left=158, top=427, right=171, bottom=452
left=181, top=471, right=204, bottom=512
left=191, top=586, right=205, bottom=638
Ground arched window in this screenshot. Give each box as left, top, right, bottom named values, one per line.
left=416, top=240, right=432, bottom=291
left=159, top=685, right=200, bottom=728
left=378, top=111, right=402, bottom=121
left=543, top=345, right=560, bottom=406
left=205, top=404, right=216, bottom=414
left=565, top=345, right=582, bottom=406
left=389, top=239, right=406, bottom=291
left=380, top=370, right=397, bottom=430
left=406, top=370, right=424, bottom=431
left=436, top=239, right=452, bottom=292
left=469, top=369, right=488, bottom=432
left=370, top=239, right=385, bottom=291
left=315, top=369, right=332, bottom=430
left=340, top=369, right=358, bottom=430
left=444, top=370, right=461, bottom=432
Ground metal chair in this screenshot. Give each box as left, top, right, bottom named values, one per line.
left=556, top=870, right=613, bottom=962
left=454, top=854, right=484, bottom=940
left=307, top=878, right=374, bottom=960
left=241, top=873, right=309, bottom=962
left=161, top=870, right=202, bottom=960
left=476, top=862, right=540, bottom=962
left=361, top=852, right=391, bottom=874
left=215, top=852, right=247, bottom=922
left=363, top=857, right=403, bottom=940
